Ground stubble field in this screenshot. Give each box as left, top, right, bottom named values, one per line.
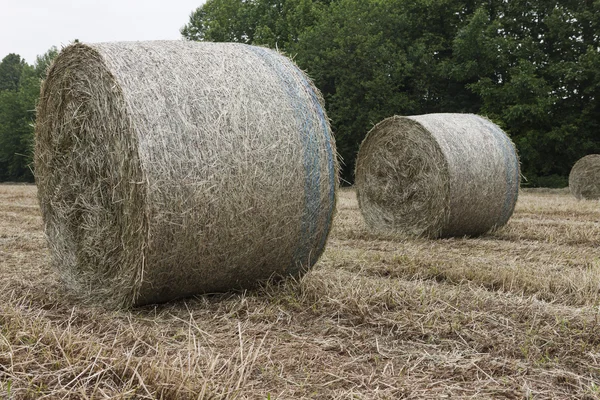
left=1, top=184, right=600, bottom=399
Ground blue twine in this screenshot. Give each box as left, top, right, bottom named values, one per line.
left=480, top=117, right=520, bottom=226
left=247, top=46, right=335, bottom=273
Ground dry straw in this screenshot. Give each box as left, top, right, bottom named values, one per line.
left=35, top=41, right=337, bottom=308
left=569, top=154, right=600, bottom=200
left=355, top=114, right=520, bottom=238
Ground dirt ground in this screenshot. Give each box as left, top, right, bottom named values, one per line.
left=1, top=185, right=600, bottom=399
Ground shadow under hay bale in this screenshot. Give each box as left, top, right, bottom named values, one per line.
left=355, top=114, right=520, bottom=238
left=569, top=154, right=600, bottom=200
left=35, top=41, right=337, bottom=308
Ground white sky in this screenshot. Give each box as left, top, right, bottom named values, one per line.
left=1, top=0, right=206, bottom=64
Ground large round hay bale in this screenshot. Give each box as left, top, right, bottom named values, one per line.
left=35, top=41, right=337, bottom=308
left=355, top=114, right=520, bottom=238
left=569, top=154, right=600, bottom=200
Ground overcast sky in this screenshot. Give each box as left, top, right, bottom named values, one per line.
left=1, top=0, right=206, bottom=64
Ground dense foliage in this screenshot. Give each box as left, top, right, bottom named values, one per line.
left=0, top=48, right=56, bottom=182
left=182, top=0, right=600, bottom=186
left=1, top=2, right=598, bottom=186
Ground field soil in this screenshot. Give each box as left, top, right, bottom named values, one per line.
left=1, top=185, right=600, bottom=399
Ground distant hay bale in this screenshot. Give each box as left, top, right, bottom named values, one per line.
left=355, top=114, right=520, bottom=238
left=569, top=154, right=600, bottom=200
left=35, top=41, right=337, bottom=308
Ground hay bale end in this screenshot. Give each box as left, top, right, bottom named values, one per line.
left=569, top=154, right=600, bottom=200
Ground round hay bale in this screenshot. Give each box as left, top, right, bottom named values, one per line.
left=569, top=154, right=600, bottom=200
left=355, top=114, right=520, bottom=238
left=35, top=41, right=337, bottom=308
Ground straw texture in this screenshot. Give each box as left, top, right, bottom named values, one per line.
left=35, top=41, right=337, bottom=308
left=355, top=114, right=520, bottom=238
left=569, top=154, right=600, bottom=200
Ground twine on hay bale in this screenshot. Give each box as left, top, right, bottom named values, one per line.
left=355, top=114, right=520, bottom=238
left=569, top=154, right=600, bottom=200
left=35, top=41, right=337, bottom=308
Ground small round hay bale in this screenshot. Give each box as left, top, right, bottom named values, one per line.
left=35, top=41, right=337, bottom=308
left=355, top=114, right=520, bottom=238
left=569, top=154, right=600, bottom=200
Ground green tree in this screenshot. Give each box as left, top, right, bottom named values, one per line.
left=0, top=65, right=37, bottom=181
left=181, top=0, right=326, bottom=47
left=181, top=0, right=600, bottom=186
left=290, top=0, right=417, bottom=178
left=34, top=46, right=58, bottom=78
left=182, top=0, right=489, bottom=181
left=291, top=0, right=486, bottom=180
left=0, top=47, right=58, bottom=182
left=0, top=54, right=25, bottom=92
left=453, top=0, right=600, bottom=186
left=181, top=0, right=255, bottom=42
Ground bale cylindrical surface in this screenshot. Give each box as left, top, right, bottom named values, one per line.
left=569, top=154, right=600, bottom=200
left=355, top=114, right=520, bottom=238
left=35, top=41, right=337, bottom=307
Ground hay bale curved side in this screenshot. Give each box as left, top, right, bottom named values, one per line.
left=355, top=114, right=520, bottom=238
left=569, top=154, right=600, bottom=200
left=35, top=41, right=337, bottom=308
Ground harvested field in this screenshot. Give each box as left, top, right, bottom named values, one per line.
left=1, top=184, right=600, bottom=399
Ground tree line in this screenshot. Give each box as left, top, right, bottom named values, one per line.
left=182, top=0, right=600, bottom=187
left=0, top=48, right=56, bottom=182
left=0, top=0, right=598, bottom=186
